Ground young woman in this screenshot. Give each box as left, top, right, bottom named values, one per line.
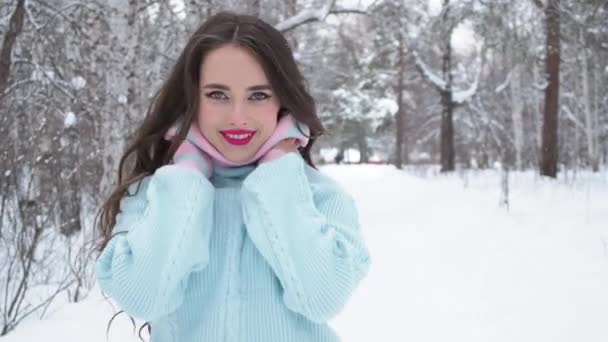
left=94, top=11, right=371, bottom=342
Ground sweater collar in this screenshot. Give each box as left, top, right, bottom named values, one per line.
left=210, top=162, right=256, bottom=187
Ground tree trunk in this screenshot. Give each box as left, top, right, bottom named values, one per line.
left=126, top=0, right=143, bottom=128
left=100, top=0, right=134, bottom=195
left=591, top=59, right=600, bottom=171
left=440, top=0, right=455, bottom=172
left=0, top=0, right=25, bottom=181
left=394, top=32, right=406, bottom=169
left=0, top=0, right=25, bottom=99
left=510, top=63, right=524, bottom=171
left=56, top=0, right=82, bottom=236
left=580, top=29, right=599, bottom=172
left=355, top=121, right=369, bottom=164
left=532, top=61, right=543, bottom=167
left=540, top=0, right=561, bottom=178
left=58, top=122, right=82, bottom=236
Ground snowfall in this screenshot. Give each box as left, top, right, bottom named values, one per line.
left=2, top=163, right=607, bottom=342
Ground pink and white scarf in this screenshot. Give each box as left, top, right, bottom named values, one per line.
left=164, top=113, right=310, bottom=167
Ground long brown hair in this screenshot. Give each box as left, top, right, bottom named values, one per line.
left=94, top=11, right=324, bottom=340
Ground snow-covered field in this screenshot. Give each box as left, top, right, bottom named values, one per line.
left=2, top=164, right=607, bottom=342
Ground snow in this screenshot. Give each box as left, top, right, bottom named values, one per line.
left=319, top=147, right=339, bottom=163
left=414, top=51, right=478, bottom=103
left=368, top=153, right=386, bottom=162
left=64, top=111, right=77, bottom=128
left=2, top=165, right=608, bottom=342
left=451, top=20, right=480, bottom=55
left=343, top=148, right=360, bottom=163
left=332, top=89, right=396, bottom=130
left=0, top=285, right=147, bottom=342
left=70, top=76, right=87, bottom=91
left=376, top=98, right=399, bottom=116
left=31, top=68, right=55, bottom=82
left=453, top=74, right=478, bottom=104
left=330, top=165, right=608, bottom=342
left=534, top=77, right=549, bottom=90
left=413, top=51, right=447, bottom=91
left=495, top=70, right=512, bottom=94
left=275, top=0, right=332, bottom=32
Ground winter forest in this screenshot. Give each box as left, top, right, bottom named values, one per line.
left=1, top=0, right=607, bottom=341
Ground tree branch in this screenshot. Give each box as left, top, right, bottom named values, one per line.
left=276, top=0, right=367, bottom=33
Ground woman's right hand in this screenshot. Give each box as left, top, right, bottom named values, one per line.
left=164, top=124, right=213, bottom=178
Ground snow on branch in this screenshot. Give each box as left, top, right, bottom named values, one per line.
left=495, top=69, right=513, bottom=94
left=453, top=62, right=480, bottom=104
left=413, top=51, right=447, bottom=92
left=275, top=0, right=366, bottom=33
left=24, top=0, right=41, bottom=30
left=562, top=104, right=586, bottom=131
left=413, top=50, right=479, bottom=104
left=534, top=78, right=548, bottom=91
left=275, top=0, right=332, bottom=32
left=453, top=74, right=478, bottom=104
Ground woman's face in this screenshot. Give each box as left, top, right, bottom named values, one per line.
left=196, top=44, right=280, bottom=163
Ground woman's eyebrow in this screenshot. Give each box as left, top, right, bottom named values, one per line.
left=247, top=85, right=272, bottom=91
left=202, top=83, right=272, bottom=91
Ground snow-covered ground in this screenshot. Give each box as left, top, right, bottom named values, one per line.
left=2, top=164, right=607, bottom=342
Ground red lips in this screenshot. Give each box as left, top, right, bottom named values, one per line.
left=220, top=129, right=256, bottom=146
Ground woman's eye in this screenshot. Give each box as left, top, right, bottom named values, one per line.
left=206, top=91, right=227, bottom=100
left=250, top=92, right=270, bottom=101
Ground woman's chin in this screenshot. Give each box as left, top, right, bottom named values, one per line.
left=220, top=140, right=263, bottom=164
left=223, top=150, right=255, bottom=164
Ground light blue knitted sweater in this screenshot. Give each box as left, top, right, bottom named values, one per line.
left=95, top=152, right=371, bottom=342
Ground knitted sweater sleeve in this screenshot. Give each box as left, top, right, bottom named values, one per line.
left=95, top=165, right=214, bottom=321
left=241, top=153, right=371, bottom=323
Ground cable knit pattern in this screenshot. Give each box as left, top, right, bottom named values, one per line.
left=95, top=153, right=371, bottom=342
left=96, top=165, right=214, bottom=321
left=241, top=152, right=371, bottom=323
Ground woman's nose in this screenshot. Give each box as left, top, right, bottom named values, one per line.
left=227, top=103, right=248, bottom=126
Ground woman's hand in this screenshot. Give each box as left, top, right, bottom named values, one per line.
left=273, top=138, right=299, bottom=153
left=258, top=138, right=299, bottom=164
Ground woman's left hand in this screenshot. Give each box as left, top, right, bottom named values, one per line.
left=273, top=138, right=299, bottom=153
left=258, top=138, right=299, bottom=164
